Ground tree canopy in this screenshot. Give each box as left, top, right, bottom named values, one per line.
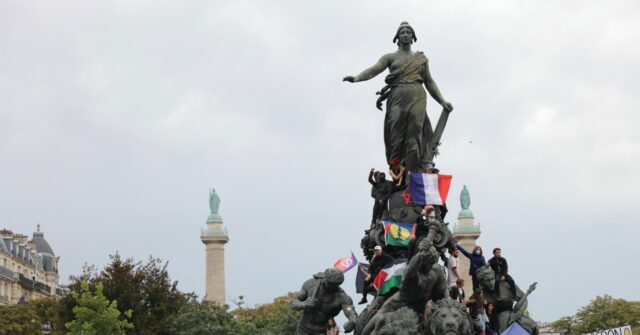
left=65, top=281, right=133, bottom=335
left=552, top=295, right=640, bottom=335
left=1, top=253, right=301, bottom=335
left=0, top=302, right=42, bottom=335
left=165, top=294, right=301, bottom=335
left=62, top=254, right=191, bottom=335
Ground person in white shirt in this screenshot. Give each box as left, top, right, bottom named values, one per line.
left=447, top=248, right=460, bottom=287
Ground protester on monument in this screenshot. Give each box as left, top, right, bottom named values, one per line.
left=484, top=303, right=496, bottom=335
left=368, top=168, right=394, bottom=225
left=359, top=245, right=396, bottom=305
left=449, top=278, right=466, bottom=303
left=456, top=244, right=486, bottom=289
left=326, top=318, right=339, bottom=335
left=487, top=247, right=517, bottom=296
left=485, top=321, right=496, bottom=335
left=388, top=161, right=406, bottom=186
left=446, top=248, right=460, bottom=287
left=369, top=169, right=379, bottom=197
left=464, top=288, right=486, bottom=332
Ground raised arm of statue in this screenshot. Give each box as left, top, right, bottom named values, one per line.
left=422, top=61, right=453, bottom=112
left=290, top=284, right=311, bottom=310
left=343, top=54, right=390, bottom=83
left=508, top=282, right=537, bottom=324
left=341, top=294, right=358, bottom=333
left=404, top=243, right=438, bottom=279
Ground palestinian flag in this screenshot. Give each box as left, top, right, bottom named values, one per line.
left=409, top=172, right=452, bottom=206
left=373, top=259, right=407, bottom=295
left=383, top=221, right=415, bottom=247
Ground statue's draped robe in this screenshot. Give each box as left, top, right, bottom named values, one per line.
left=382, top=51, right=433, bottom=170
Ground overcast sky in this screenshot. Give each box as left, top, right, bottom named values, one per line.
left=1, top=0, right=639, bottom=323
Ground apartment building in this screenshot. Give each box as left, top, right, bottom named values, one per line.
left=0, top=226, right=63, bottom=304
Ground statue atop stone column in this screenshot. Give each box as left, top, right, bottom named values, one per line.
left=291, top=268, right=358, bottom=334
left=209, top=188, right=220, bottom=214
left=460, top=185, right=471, bottom=210
left=343, top=21, right=454, bottom=171
left=207, top=188, right=223, bottom=222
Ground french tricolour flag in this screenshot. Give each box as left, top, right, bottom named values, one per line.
left=409, top=172, right=452, bottom=206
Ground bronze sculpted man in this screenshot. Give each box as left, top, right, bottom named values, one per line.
left=291, top=268, right=358, bottom=335
left=344, top=22, right=453, bottom=171
left=361, top=240, right=447, bottom=335
left=476, top=266, right=538, bottom=335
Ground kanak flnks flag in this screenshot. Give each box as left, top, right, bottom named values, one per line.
left=373, top=259, right=407, bottom=295
left=383, top=221, right=416, bottom=247
left=333, top=252, right=358, bottom=273
left=409, top=172, right=452, bottom=206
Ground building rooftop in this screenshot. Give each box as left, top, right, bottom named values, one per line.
left=32, top=226, right=54, bottom=256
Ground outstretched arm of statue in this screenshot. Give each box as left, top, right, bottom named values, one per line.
left=508, top=282, right=537, bottom=324
left=290, top=285, right=313, bottom=311
left=343, top=54, right=389, bottom=83
left=341, top=295, right=358, bottom=333
left=423, top=62, right=453, bottom=112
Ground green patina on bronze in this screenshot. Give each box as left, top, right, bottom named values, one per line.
left=458, top=185, right=474, bottom=219
left=207, top=188, right=223, bottom=223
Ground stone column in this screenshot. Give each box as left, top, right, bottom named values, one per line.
left=200, top=189, right=229, bottom=305
left=201, top=233, right=228, bottom=304
left=452, top=186, right=481, bottom=296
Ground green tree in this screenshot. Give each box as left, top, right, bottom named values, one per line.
left=30, top=298, right=67, bottom=335
left=132, top=257, right=190, bottom=335
left=0, top=298, right=68, bottom=335
left=65, top=281, right=133, bottom=335
left=166, top=300, right=255, bottom=335
left=552, top=295, right=640, bottom=334
left=233, top=293, right=301, bottom=335
left=0, top=303, right=41, bottom=335
left=552, top=316, right=576, bottom=335
left=63, top=254, right=191, bottom=335
left=165, top=294, right=301, bottom=335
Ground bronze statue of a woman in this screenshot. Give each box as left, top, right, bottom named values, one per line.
left=344, top=22, right=453, bottom=171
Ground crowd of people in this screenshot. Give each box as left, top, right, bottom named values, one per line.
left=444, top=242, right=519, bottom=334
left=354, top=241, right=518, bottom=334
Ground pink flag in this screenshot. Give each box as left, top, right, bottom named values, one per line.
left=333, top=252, right=358, bottom=273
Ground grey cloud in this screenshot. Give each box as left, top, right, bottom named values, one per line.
left=1, top=0, right=639, bottom=323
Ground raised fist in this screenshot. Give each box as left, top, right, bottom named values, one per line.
left=344, top=320, right=356, bottom=333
